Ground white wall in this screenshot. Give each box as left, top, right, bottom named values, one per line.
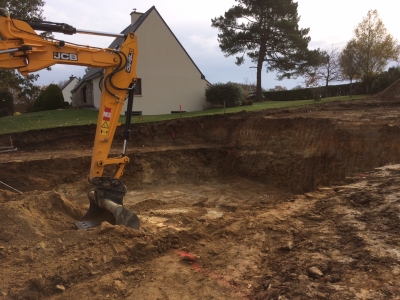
left=62, top=78, right=79, bottom=104
left=92, top=76, right=102, bottom=107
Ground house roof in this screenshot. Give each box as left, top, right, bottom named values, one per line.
left=72, top=6, right=205, bottom=93
left=61, top=76, right=77, bottom=91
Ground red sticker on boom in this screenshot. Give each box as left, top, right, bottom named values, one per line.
left=103, top=107, right=111, bottom=121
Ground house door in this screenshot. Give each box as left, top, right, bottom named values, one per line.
left=82, top=86, right=87, bottom=104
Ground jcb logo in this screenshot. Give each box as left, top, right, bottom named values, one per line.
left=53, top=52, right=78, bottom=61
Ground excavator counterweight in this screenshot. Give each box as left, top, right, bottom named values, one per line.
left=0, top=12, right=140, bottom=230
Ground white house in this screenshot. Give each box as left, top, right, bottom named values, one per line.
left=71, top=6, right=209, bottom=115
left=61, top=75, right=79, bottom=104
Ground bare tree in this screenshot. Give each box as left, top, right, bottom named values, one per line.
left=240, top=77, right=257, bottom=94
left=303, top=45, right=342, bottom=88
left=57, top=80, right=68, bottom=89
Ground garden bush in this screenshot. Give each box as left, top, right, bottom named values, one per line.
left=205, top=82, right=244, bottom=107
left=31, top=84, right=64, bottom=112
left=0, top=89, right=14, bottom=116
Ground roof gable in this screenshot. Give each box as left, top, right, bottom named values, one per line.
left=61, top=76, right=78, bottom=91
left=107, top=6, right=153, bottom=50
left=146, top=7, right=205, bottom=79
left=72, top=6, right=205, bottom=92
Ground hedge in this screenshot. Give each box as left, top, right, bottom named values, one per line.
left=263, top=82, right=364, bottom=101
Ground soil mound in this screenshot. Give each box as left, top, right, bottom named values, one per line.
left=370, top=77, right=400, bottom=101
left=0, top=191, right=84, bottom=245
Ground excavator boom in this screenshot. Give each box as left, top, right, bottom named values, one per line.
left=0, top=13, right=140, bottom=230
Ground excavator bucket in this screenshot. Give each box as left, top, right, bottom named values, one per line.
left=75, top=179, right=140, bottom=230
left=76, top=198, right=140, bottom=230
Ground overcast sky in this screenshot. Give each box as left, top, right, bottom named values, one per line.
left=34, top=0, right=400, bottom=89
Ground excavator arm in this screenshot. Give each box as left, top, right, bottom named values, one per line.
left=0, top=13, right=140, bottom=230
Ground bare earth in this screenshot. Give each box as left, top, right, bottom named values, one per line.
left=1, top=84, right=400, bottom=300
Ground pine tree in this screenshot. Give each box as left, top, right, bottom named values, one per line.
left=212, top=0, right=320, bottom=101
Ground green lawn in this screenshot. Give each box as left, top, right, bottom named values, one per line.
left=1, top=95, right=366, bottom=134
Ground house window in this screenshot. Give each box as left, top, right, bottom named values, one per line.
left=125, top=111, right=142, bottom=116
left=134, top=78, right=142, bottom=95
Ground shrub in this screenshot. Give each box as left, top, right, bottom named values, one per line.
left=0, top=89, right=14, bottom=115
left=0, top=108, right=11, bottom=117
left=31, top=84, right=64, bottom=112
left=205, top=82, right=244, bottom=107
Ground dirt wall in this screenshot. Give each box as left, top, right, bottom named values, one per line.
left=3, top=102, right=400, bottom=194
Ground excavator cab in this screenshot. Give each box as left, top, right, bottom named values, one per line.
left=0, top=11, right=140, bottom=230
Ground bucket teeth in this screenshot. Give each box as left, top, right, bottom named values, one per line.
left=76, top=177, right=140, bottom=230
left=75, top=198, right=116, bottom=230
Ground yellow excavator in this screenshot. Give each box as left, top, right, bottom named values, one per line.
left=0, top=12, right=140, bottom=230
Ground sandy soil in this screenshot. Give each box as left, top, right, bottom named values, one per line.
left=1, top=85, right=400, bottom=299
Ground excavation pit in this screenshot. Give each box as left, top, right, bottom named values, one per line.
left=1, top=98, right=400, bottom=299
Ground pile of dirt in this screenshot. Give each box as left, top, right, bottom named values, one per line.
left=0, top=191, right=84, bottom=242
left=370, top=78, right=400, bottom=102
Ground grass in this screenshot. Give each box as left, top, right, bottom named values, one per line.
left=0, top=109, right=99, bottom=134
left=1, top=95, right=366, bottom=134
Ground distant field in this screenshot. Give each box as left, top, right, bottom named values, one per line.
left=0, top=95, right=366, bottom=134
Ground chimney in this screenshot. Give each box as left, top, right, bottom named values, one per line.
left=69, top=75, right=75, bottom=80
left=130, top=9, right=143, bottom=24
